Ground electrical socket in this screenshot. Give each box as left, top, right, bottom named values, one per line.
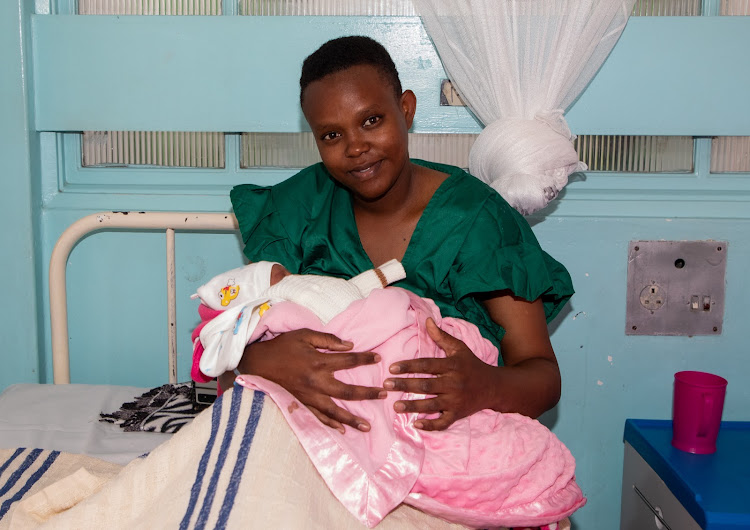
left=639, top=282, right=665, bottom=311
left=626, top=240, right=727, bottom=336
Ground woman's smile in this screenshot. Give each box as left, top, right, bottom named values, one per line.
left=349, top=160, right=382, bottom=180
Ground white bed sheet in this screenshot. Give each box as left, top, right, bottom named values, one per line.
left=0, top=383, right=173, bottom=466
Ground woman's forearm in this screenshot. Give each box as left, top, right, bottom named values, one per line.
left=217, top=343, right=255, bottom=392
left=218, top=370, right=236, bottom=393
left=488, top=357, right=561, bottom=418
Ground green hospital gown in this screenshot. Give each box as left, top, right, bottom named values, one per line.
left=230, top=159, right=573, bottom=359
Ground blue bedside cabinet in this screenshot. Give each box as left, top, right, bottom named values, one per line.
left=620, top=419, right=750, bottom=530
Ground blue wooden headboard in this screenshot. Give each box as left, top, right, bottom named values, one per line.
left=31, top=15, right=750, bottom=135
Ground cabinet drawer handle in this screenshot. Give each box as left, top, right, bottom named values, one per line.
left=633, top=485, right=672, bottom=530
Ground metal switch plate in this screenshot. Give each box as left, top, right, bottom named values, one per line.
left=626, top=240, right=727, bottom=336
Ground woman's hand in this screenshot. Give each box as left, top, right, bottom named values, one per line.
left=385, top=294, right=562, bottom=430
left=383, top=318, right=499, bottom=431
left=231, top=329, right=386, bottom=434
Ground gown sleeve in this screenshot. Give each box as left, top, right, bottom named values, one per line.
left=229, top=184, right=303, bottom=272
left=449, top=193, right=574, bottom=326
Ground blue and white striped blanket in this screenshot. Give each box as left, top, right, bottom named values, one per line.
left=0, top=386, right=465, bottom=529
left=0, top=449, right=62, bottom=521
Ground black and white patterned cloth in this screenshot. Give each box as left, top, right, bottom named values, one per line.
left=100, top=383, right=209, bottom=434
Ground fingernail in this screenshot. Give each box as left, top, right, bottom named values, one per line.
left=390, top=365, right=401, bottom=374
left=383, top=380, right=395, bottom=390
left=378, top=390, right=388, bottom=399
left=394, top=402, right=405, bottom=412
left=414, top=420, right=424, bottom=429
left=342, top=341, right=353, bottom=348
left=357, top=422, right=370, bottom=432
left=373, top=354, right=381, bottom=362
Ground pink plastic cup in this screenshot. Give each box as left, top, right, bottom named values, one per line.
left=672, top=371, right=727, bottom=454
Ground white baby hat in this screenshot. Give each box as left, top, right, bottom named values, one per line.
left=194, top=261, right=281, bottom=377
left=192, top=261, right=279, bottom=310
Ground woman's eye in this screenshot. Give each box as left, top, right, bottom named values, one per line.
left=364, top=116, right=381, bottom=127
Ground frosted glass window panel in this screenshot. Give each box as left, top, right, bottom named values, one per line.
left=239, top=0, right=417, bottom=15
left=631, top=0, right=701, bottom=15
left=241, top=133, right=320, bottom=168
left=78, top=0, right=221, bottom=14
left=575, top=135, right=693, bottom=172
left=409, top=133, right=477, bottom=169
left=240, top=132, right=477, bottom=168
left=82, top=131, right=225, bottom=168
left=242, top=133, right=693, bottom=173
left=711, top=137, right=750, bottom=172
left=720, top=0, right=750, bottom=14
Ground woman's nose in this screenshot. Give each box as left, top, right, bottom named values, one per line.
left=345, top=133, right=369, bottom=157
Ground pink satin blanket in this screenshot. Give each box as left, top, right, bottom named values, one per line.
left=232, top=288, right=585, bottom=528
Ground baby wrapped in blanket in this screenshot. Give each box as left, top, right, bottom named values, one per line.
left=191, top=262, right=585, bottom=529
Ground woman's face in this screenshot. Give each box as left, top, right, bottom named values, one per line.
left=301, top=64, right=416, bottom=205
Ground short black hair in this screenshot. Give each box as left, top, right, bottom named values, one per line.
left=300, top=35, right=403, bottom=106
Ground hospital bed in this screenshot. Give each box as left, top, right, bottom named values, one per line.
left=0, top=211, right=237, bottom=466
left=0, top=211, right=484, bottom=529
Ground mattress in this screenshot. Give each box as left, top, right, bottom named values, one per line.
left=0, top=383, right=172, bottom=465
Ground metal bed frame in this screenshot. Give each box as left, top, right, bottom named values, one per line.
left=49, top=211, right=239, bottom=384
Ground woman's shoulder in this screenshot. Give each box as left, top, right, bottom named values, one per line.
left=230, top=163, right=338, bottom=243
left=232, top=163, right=332, bottom=200
left=231, top=163, right=343, bottom=225
left=411, top=159, right=526, bottom=230
left=412, top=159, right=514, bottom=203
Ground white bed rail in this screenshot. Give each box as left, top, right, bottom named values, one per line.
left=49, top=211, right=239, bottom=384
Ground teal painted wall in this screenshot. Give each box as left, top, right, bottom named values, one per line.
left=533, top=217, right=750, bottom=527
left=3, top=2, right=750, bottom=528
left=0, top=0, right=43, bottom=387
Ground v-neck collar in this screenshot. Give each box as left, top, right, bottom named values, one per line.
left=347, top=160, right=461, bottom=270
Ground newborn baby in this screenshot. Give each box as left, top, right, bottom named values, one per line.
left=192, top=259, right=406, bottom=379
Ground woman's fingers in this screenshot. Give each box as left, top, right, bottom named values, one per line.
left=308, top=399, right=372, bottom=432
left=389, top=356, right=451, bottom=376
left=414, top=413, right=457, bottom=431
left=302, top=329, right=354, bottom=351
left=244, top=329, right=386, bottom=432
left=424, top=317, right=465, bottom=356
left=307, top=405, right=345, bottom=434
left=321, top=351, right=382, bottom=370
left=392, top=395, right=443, bottom=414
left=384, top=318, right=491, bottom=431
left=388, top=319, right=472, bottom=375
left=301, top=330, right=382, bottom=370
left=326, top=378, right=387, bottom=401
left=383, top=374, right=454, bottom=395
left=391, top=396, right=460, bottom=431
